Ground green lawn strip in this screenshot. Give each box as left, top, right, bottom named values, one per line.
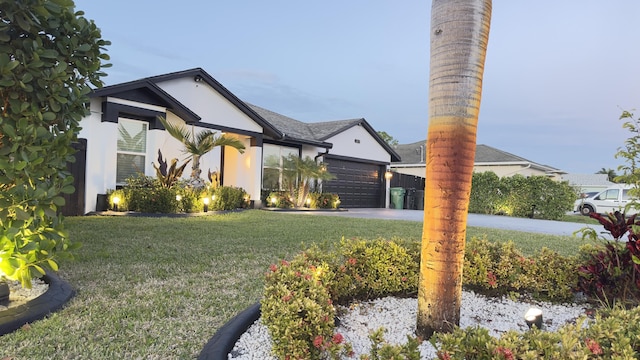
left=0, top=210, right=586, bottom=359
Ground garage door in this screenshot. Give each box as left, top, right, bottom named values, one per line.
left=323, top=157, right=385, bottom=208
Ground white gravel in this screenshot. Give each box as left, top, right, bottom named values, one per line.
left=0, top=279, right=49, bottom=310
left=229, top=290, right=588, bottom=359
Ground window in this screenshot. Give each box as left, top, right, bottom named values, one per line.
left=116, top=119, right=147, bottom=184
left=262, top=144, right=298, bottom=190
left=602, top=189, right=619, bottom=200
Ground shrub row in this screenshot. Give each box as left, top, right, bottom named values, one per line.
left=107, top=175, right=249, bottom=213
left=469, top=172, right=577, bottom=220
left=265, top=191, right=340, bottom=209
left=262, top=237, right=589, bottom=359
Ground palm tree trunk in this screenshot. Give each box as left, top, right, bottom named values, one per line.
left=416, top=0, right=492, bottom=338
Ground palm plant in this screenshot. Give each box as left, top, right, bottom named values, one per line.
left=416, top=0, right=492, bottom=338
left=282, top=155, right=335, bottom=207
left=157, top=116, right=245, bottom=187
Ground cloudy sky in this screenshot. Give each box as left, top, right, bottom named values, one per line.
left=74, top=1, right=640, bottom=174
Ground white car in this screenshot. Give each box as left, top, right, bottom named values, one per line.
left=574, top=184, right=638, bottom=216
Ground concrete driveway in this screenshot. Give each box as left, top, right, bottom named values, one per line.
left=285, top=208, right=598, bottom=237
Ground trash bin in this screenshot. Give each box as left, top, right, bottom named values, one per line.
left=415, top=190, right=424, bottom=210
left=404, top=188, right=416, bottom=209
left=390, top=187, right=405, bottom=209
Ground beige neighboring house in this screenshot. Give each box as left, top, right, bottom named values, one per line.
left=391, top=141, right=566, bottom=179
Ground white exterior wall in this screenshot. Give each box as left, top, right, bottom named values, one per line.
left=78, top=98, right=117, bottom=214
left=156, top=78, right=262, bottom=132
left=324, top=125, right=390, bottom=162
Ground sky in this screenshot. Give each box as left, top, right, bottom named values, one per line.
left=73, top=0, right=640, bottom=174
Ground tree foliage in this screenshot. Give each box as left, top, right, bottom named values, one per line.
left=376, top=130, right=399, bottom=147
left=615, top=110, right=640, bottom=199
left=0, top=0, right=110, bottom=286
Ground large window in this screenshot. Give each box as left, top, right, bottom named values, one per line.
left=262, top=144, right=298, bottom=190
left=116, top=119, right=147, bottom=184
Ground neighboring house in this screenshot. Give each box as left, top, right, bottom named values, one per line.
left=560, top=173, right=613, bottom=194
left=74, top=68, right=400, bottom=214
left=391, top=142, right=566, bottom=179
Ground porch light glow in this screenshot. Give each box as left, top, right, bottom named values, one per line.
left=385, top=171, right=393, bottom=180
left=112, top=196, right=120, bottom=211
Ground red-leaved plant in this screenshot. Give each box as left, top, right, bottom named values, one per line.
left=577, top=211, right=640, bottom=306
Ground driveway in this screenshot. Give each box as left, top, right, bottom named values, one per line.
left=286, top=208, right=597, bottom=237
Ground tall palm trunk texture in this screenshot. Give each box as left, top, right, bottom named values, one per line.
left=416, top=0, right=492, bottom=338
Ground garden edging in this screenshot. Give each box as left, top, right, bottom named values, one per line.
left=0, top=272, right=75, bottom=335
left=198, top=302, right=261, bottom=360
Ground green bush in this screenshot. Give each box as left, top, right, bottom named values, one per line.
left=434, top=305, right=640, bottom=359
left=261, top=255, right=351, bottom=360
left=463, top=237, right=578, bottom=301
left=262, top=238, right=585, bottom=359
left=0, top=0, right=108, bottom=287
left=108, top=174, right=247, bottom=213
left=469, top=171, right=502, bottom=214
left=211, top=186, right=248, bottom=210
left=331, top=238, right=418, bottom=301
left=266, top=191, right=295, bottom=208
left=470, top=172, right=577, bottom=220
left=308, top=192, right=341, bottom=209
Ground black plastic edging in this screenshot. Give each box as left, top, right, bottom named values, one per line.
left=198, top=302, right=261, bottom=360
left=0, top=272, right=76, bottom=335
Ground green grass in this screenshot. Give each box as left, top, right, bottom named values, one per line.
left=0, top=210, right=590, bottom=359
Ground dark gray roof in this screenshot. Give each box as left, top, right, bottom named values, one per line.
left=247, top=103, right=401, bottom=161
left=393, top=142, right=562, bottom=172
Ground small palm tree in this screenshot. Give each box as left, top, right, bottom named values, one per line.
left=597, top=168, right=618, bottom=183
left=282, top=155, right=335, bottom=207
left=157, top=116, right=245, bottom=187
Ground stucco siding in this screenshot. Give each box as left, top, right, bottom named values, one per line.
left=156, top=78, right=262, bottom=133
left=324, top=126, right=390, bottom=163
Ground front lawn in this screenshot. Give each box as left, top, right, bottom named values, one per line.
left=0, top=210, right=584, bottom=359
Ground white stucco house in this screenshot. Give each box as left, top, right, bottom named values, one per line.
left=73, top=68, right=400, bottom=214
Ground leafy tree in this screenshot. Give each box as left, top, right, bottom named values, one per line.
left=377, top=130, right=399, bottom=147
left=596, top=167, right=618, bottom=183
left=157, top=116, right=245, bottom=188
left=0, top=0, right=110, bottom=287
left=417, top=0, right=492, bottom=338
left=615, top=110, right=640, bottom=205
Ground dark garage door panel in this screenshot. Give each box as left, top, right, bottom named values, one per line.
left=324, top=158, right=384, bottom=208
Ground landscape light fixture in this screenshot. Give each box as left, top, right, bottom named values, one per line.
left=112, top=196, right=120, bottom=212
left=524, top=307, right=543, bottom=329
left=176, top=194, right=182, bottom=201
left=203, top=197, right=210, bottom=213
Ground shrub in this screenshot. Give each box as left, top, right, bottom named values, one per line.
left=266, top=191, right=295, bottom=208
left=211, top=186, right=248, bottom=210
left=0, top=0, right=108, bottom=286
left=261, top=255, right=351, bottom=360
left=463, top=237, right=578, bottom=302
left=469, top=171, right=502, bottom=214
left=331, top=238, right=418, bottom=301
left=576, top=211, right=640, bottom=307
left=471, top=172, right=576, bottom=220
left=308, top=192, right=341, bottom=209
left=433, top=306, right=640, bottom=359
left=109, top=174, right=248, bottom=213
